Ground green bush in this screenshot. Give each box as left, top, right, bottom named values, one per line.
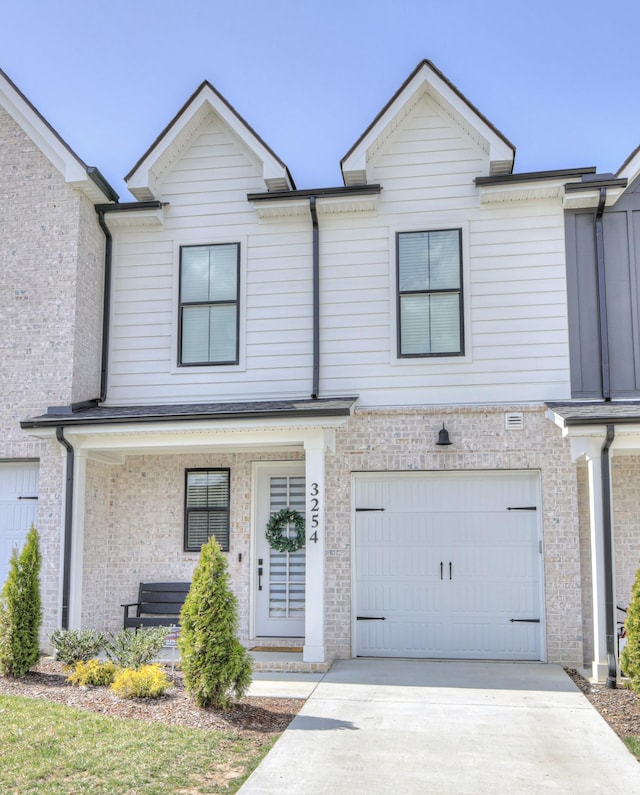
left=111, top=664, right=172, bottom=699
left=621, top=568, right=640, bottom=691
left=105, top=626, right=170, bottom=670
left=0, top=525, right=42, bottom=677
left=50, top=629, right=105, bottom=665
left=178, top=537, right=252, bottom=709
left=67, top=659, right=118, bottom=687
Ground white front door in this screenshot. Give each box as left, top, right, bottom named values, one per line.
left=255, top=463, right=306, bottom=637
left=0, top=462, right=39, bottom=587
left=354, top=471, right=543, bottom=660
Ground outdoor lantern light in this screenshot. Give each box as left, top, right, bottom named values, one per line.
left=436, top=423, right=452, bottom=446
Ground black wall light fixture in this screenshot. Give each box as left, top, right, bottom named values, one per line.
left=436, top=424, right=452, bottom=446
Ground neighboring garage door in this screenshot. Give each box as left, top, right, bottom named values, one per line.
left=354, top=471, right=542, bottom=661
left=0, top=463, right=39, bottom=587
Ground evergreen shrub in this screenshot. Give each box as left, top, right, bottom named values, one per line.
left=0, top=525, right=42, bottom=677
left=621, top=568, right=640, bottom=692
left=104, top=626, right=169, bottom=670
left=50, top=629, right=105, bottom=665
left=178, top=536, right=252, bottom=709
left=67, top=659, right=118, bottom=687
left=111, top=664, right=171, bottom=699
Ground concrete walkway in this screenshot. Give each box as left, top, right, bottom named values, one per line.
left=240, top=659, right=640, bottom=794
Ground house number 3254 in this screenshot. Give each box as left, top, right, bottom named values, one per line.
left=309, top=482, right=320, bottom=543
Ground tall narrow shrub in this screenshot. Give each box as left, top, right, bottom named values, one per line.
left=621, top=568, right=640, bottom=691
left=0, top=525, right=42, bottom=677
left=178, top=536, right=252, bottom=708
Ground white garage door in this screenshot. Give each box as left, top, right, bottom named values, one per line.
left=354, top=471, right=543, bottom=660
left=0, top=463, right=39, bottom=588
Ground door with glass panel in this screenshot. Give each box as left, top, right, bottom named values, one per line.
left=255, top=464, right=305, bottom=637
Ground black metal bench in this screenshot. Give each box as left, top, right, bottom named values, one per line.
left=121, top=582, right=191, bottom=629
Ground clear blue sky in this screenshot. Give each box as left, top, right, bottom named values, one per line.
left=1, top=0, right=638, bottom=199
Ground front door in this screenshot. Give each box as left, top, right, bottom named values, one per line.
left=255, top=463, right=306, bottom=637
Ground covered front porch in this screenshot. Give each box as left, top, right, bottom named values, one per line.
left=22, top=398, right=356, bottom=668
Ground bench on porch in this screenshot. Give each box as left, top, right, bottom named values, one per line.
left=121, top=582, right=191, bottom=629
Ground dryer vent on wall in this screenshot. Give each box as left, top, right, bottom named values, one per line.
left=505, top=412, right=524, bottom=430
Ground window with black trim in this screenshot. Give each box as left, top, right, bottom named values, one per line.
left=184, top=469, right=230, bottom=552
left=397, top=229, right=464, bottom=357
left=179, top=243, right=239, bottom=365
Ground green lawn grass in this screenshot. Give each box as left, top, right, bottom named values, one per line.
left=624, top=735, right=640, bottom=759
left=0, top=694, right=274, bottom=794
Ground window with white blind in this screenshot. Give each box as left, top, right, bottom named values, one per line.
left=184, top=469, right=230, bottom=552
left=397, top=229, right=464, bottom=357
left=179, top=243, right=239, bottom=365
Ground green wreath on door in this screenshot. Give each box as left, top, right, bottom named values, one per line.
left=265, top=508, right=305, bottom=553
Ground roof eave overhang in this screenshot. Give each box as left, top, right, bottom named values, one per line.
left=563, top=178, right=628, bottom=209
left=545, top=403, right=640, bottom=459
left=475, top=168, right=599, bottom=204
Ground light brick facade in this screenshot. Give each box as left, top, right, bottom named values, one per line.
left=78, top=405, right=583, bottom=667
left=0, top=103, right=106, bottom=643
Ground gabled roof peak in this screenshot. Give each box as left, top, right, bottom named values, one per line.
left=0, top=66, right=117, bottom=203
left=125, top=80, right=294, bottom=200
left=341, top=59, right=515, bottom=187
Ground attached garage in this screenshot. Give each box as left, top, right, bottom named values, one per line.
left=354, top=470, right=543, bottom=660
left=0, top=462, right=39, bottom=587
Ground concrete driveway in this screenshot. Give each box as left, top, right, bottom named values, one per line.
left=239, top=659, right=640, bottom=794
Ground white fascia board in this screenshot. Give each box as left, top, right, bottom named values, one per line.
left=617, top=147, right=640, bottom=187
left=25, top=417, right=348, bottom=452
left=102, top=207, right=165, bottom=229
left=0, top=75, right=111, bottom=202
left=479, top=180, right=566, bottom=204
left=563, top=186, right=626, bottom=210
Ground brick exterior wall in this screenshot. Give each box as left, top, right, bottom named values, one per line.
left=78, top=406, right=583, bottom=667
left=0, top=105, right=105, bottom=645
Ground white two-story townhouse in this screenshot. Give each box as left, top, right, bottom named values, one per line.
left=0, top=68, right=118, bottom=641
left=20, top=61, right=604, bottom=672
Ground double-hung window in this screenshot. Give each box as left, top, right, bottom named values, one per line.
left=179, top=243, right=240, bottom=365
left=397, top=229, right=464, bottom=357
left=184, top=469, right=230, bottom=552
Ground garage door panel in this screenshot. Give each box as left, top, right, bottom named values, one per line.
left=0, top=463, right=39, bottom=587
left=355, top=471, right=542, bottom=661
left=357, top=618, right=448, bottom=658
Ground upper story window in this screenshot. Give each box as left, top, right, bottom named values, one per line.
left=184, top=468, right=230, bottom=552
left=179, top=243, right=240, bottom=365
left=397, top=229, right=464, bottom=358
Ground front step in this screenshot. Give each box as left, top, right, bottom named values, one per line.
left=249, top=650, right=331, bottom=673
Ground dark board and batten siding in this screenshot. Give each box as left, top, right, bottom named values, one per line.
left=565, top=179, right=640, bottom=399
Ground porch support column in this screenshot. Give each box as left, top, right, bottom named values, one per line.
left=585, top=440, right=610, bottom=681
left=67, top=449, right=87, bottom=629
left=302, top=430, right=333, bottom=663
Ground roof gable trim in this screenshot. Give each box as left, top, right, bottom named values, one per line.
left=341, top=60, right=515, bottom=186
left=126, top=81, right=294, bottom=200
left=0, top=68, right=116, bottom=203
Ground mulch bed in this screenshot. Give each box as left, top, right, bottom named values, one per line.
left=566, top=668, right=640, bottom=740
left=0, top=658, right=302, bottom=737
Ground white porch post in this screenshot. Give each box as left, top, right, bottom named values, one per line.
left=585, top=441, right=609, bottom=681
left=67, top=449, right=87, bottom=629
left=302, top=430, right=332, bottom=663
